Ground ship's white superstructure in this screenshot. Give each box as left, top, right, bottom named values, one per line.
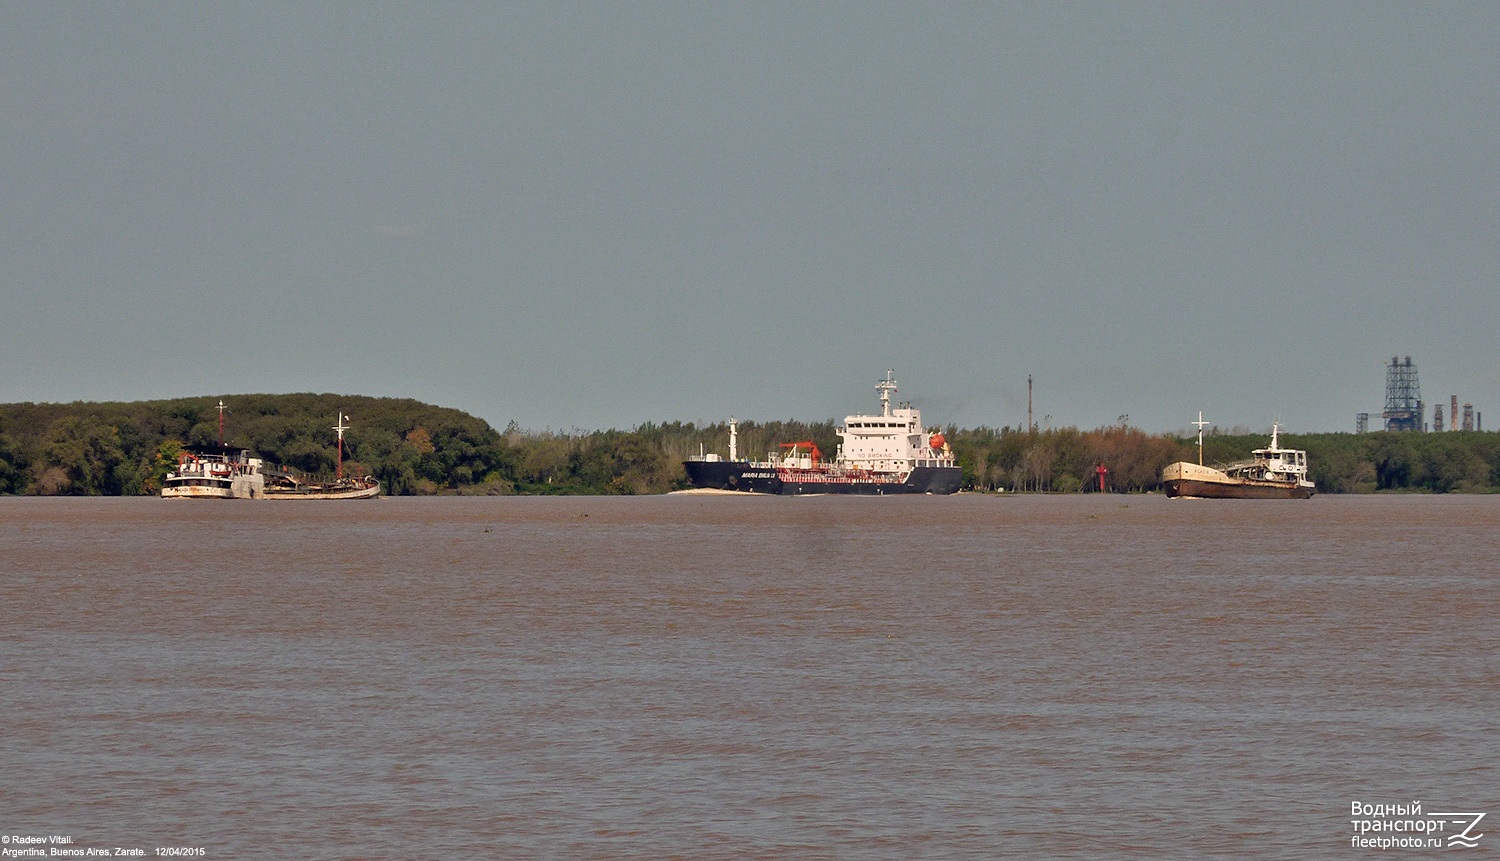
left=1223, top=424, right=1313, bottom=486
left=161, top=447, right=266, bottom=499
left=821, top=370, right=953, bottom=475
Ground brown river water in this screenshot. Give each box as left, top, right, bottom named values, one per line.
left=2, top=494, right=1496, bottom=859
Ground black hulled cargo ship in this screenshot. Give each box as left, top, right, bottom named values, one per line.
left=683, top=371, right=962, bottom=495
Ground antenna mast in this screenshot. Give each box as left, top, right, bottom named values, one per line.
left=1028, top=375, right=1034, bottom=432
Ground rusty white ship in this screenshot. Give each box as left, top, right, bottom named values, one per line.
left=1161, top=414, right=1315, bottom=499
left=161, top=407, right=379, bottom=500
left=261, top=412, right=379, bottom=500
left=683, top=370, right=962, bottom=495
left=160, top=444, right=269, bottom=499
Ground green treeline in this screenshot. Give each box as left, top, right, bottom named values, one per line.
left=0, top=395, right=508, bottom=497
left=954, top=426, right=1500, bottom=494
left=1, top=396, right=1497, bottom=495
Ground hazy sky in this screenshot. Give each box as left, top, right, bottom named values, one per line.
left=4, top=3, right=1496, bottom=434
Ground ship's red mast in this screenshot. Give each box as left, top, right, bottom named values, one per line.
left=217, top=400, right=226, bottom=446
left=333, top=413, right=349, bottom=481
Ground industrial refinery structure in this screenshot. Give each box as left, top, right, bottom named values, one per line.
left=1382, top=356, right=1423, bottom=432
left=1356, top=356, right=1481, bottom=433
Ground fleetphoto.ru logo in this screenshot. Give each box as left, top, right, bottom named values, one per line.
left=1350, top=801, right=1485, bottom=850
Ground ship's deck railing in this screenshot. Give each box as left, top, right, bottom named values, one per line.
left=912, top=458, right=955, bottom=468
left=1218, top=458, right=1259, bottom=471
left=1220, top=455, right=1304, bottom=472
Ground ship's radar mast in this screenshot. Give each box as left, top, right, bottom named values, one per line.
left=877, top=370, right=898, bottom=417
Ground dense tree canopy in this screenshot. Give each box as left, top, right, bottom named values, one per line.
left=1, top=396, right=1496, bottom=495
left=0, top=395, right=514, bottom=497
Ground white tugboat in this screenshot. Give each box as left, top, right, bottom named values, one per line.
left=683, top=370, right=962, bottom=495
left=1161, top=414, right=1316, bottom=499
left=161, top=401, right=267, bottom=499
left=161, top=445, right=268, bottom=499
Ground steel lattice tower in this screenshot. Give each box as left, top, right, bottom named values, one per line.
left=1382, top=356, right=1423, bottom=432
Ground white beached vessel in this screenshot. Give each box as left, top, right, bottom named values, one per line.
left=161, top=445, right=267, bottom=499
left=161, top=406, right=379, bottom=500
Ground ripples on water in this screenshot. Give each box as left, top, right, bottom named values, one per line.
left=3, top=495, right=1496, bottom=859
